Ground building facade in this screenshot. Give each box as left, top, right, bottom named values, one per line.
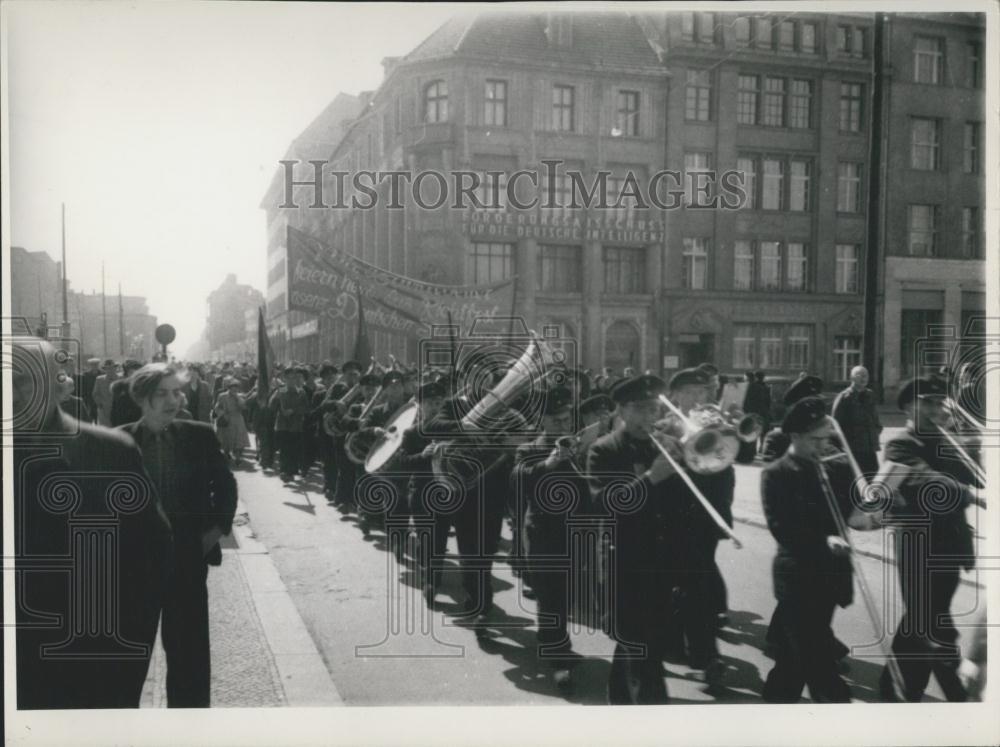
left=204, top=273, right=265, bottom=360
left=880, top=13, right=985, bottom=397
left=262, top=10, right=987, bottom=390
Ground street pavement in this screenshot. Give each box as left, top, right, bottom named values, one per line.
left=183, top=424, right=988, bottom=707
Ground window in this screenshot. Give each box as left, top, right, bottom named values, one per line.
left=968, top=42, right=983, bottom=88
left=734, top=241, right=755, bottom=290
left=762, top=77, right=786, bottom=126
left=789, top=159, right=811, bottom=212
left=789, top=80, right=812, bottom=128
left=617, top=90, right=640, bottom=136
left=839, top=83, right=863, bottom=133
left=541, top=170, right=575, bottom=217
left=787, top=325, right=812, bottom=369
left=762, top=158, right=784, bottom=210
left=900, top=310, right=942, bottom=379
left=685, top=70, right=712, bottom=121
left=908, top=204, right=938, bottom=256
left=475, top=171, right=508, bottom=211
left=834, top=337, right=862, bottom=382
left=484, top=79, right=507, bottom=127
left=786, top=242, right=807, bottom=291
left=801, top=23, right=817, bottom=54
left=684, top=152, right=713, bottom=206
left=737, top=75, right=759, bottom=125
left=964, top=122, right=980, bottom=173
left=733, top=325, right=755, bottom=369
left=778, top=21, right=795, bottom=51
left=552, top=84, right=575, bottom=132
left=698, top=12, right=715, bottom=43
left=737, top=156, right=756, bottom=209
left=469, top=243, right=513, bottom=284
left=911, top=118, right=940, bottom=170
left=759, top=325, right=783, bottom=369
left=755, top=17, right=773, bottom=49
left=839, top=26, right=866, bottom=57
left=682, top=238, right=709, bottom=290
left=537, top=245, right=582, bottom=292
left=735, top=17, right=751, bottom=47
left=606, top=321, right=641, bottom=371
left=604, top=247, right=646, bottom=294
left=837, top=162, right=863, bottom=213
left=681, top=12, right=695, bottom=41
left=962, top=207, right=982, bottom=259
left=604, top=176, right=637, bottom=221
left=835, top=244, right=859, bottom=293
left=424, top=80, right=448, bottom=123
left=914, top=36, right=944, bottom=84
left=759, top=241, right=782, bottom=290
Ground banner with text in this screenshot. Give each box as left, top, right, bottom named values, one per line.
left=286, top=226, right=516, bottom=339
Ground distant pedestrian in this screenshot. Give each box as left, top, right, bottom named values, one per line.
left=120, top=363, right=238, bottom=708
left=214, top=377, right=250, bottom=463
left=273, top=366, right=310, bottom=481
left=831, top=365, right=882, bottom=475
left=182, top=364, right=214, bottom=423
left=92, top=358, right=119, bottom=425
left=743, top=371, right=772, bottom=456
left=110, top=359, right=144, bottom=426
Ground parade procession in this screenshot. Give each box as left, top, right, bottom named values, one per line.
left=3, top=4, right=997, bottom=746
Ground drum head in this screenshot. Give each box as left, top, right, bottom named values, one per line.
left=365, top=402, right=420, bottom=473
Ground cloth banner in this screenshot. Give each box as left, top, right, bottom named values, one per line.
left=285, top=226, right=515, bottom=338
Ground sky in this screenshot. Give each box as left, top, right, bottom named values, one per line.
left=5, top=1, right=459, bottom=355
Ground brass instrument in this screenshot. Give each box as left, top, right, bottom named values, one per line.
left=321, top=383, right=366, bottom=436
left=655, top=395, right=741, bottom=474
left=647, top=427, right=743, bottom=548
left=554, top=419, right=608, bottom=474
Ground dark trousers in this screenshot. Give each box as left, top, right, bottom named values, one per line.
left=454, top=498, right=504, bottom=610
left=525, top=525, right=571, bottom=655
left=674, top=537, right=721, bottom=667
left=161, top=560, right=211, bottom=708
left=256, top=426, right=275, bottom=468
left=885, top=540, right=966, bottom=702
left=763, top=593, right=849, bottom=703
left=334, top=447, right=360, bottom=505
left=318, top=435, right=338, bottom=495
left=856, top=450, right=879, bottom=477
left=608, top=638, right=668, bottom=704
left=277, top=430, right=303, bottom=477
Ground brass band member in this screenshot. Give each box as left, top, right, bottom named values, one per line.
left=663, top=368, right=734, bottom=689
left=586, top=374, right=677, bottom=704
left=760, top=397, right=878, bottom=702
left=511, top=386, right=586, bottom=691
left=319, top=360, right=361, bottom=507
left=334, top=371, right=379, bottom=512
left=311, top=363, right=340, bottom=501
left=760, top=375, right=823, bottom=464
left=879, top=376, right=980, bottom=702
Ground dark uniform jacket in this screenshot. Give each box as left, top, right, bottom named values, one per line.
left=883, top=426, right=978, bottom=568
left=119, top=419, right=238, bottom=567
left=110, top=378, right=142, bottom=427
left=586, top=428, right=675, bottom=640
left=512, top=436, right=589, bottom=556
left=761, top=451, right=855, bottom=605
left=760, top=427, right=790, bottom=463
left=393, top=426, right=436, bottom=513
left=15, top=412, right=173, bottom=709
left=832, top=386, right=882, bottom=455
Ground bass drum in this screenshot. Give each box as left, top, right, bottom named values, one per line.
left=364, top=402, right=420, bottom=474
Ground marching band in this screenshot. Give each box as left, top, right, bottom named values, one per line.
left=253, top=332, right=986, bottom=704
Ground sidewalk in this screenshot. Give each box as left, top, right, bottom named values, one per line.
left=140, top=498, right=343, bottom=708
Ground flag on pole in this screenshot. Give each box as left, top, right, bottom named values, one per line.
left=353, top=287, right=372, bottom=366
left=257, top=307, right=276, bottom=404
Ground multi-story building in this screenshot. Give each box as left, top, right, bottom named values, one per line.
left=879, top=13, right=985, bottom=398
left=263, top=10, right=986, bottom=389
left=9, top=246, right=65, bottom=335
left=204, top=273, right=264, bottom=359
left=261, top=92, right=362, bottom=361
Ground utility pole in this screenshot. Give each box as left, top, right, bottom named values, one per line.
left=118, top=283, right=126, bottom=356
left=101, top=261, right=108, bottom=358
left=863, top=13, right=886, bottom=397
left=60, top=203, right=70, bottom=339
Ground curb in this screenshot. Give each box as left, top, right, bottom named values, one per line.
left=231, top=500, right=345, bottom=707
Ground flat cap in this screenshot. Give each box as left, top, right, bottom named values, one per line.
left=696, top=362, right=719, bottom=377
left=610, top=374, right=666, bottom=405
left=668, top=367, right=711, bottom=391
left=580, top=393, right=614, bottom=416
left=381, top=370, right=404, bottom=387
left=783, top=375, right=823, bottom=406
left=341, top=360, right=362, bottom=373
left=781, top=396, right=828, bottom=435
left=897, top=375, right=948, bottom=410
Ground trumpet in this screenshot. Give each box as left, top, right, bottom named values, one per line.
left=321, top=383, right=366, bottom=436
left=344, top=386, right=389, bottom=464
left=655, top=395, right=741, bottom=474
left=554, top=419, right=608, bottom=474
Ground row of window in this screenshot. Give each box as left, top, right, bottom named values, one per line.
left=732, top=324, right=864, bottom=382
left=678, top=13, right=825, bottom=57
left=908, top=205, right=983, bottom=258
left=910, top=119, right=981, bottom=173
left=470, top=241, right=863, bottom=294
left=913, top=36, right=984, bottom=89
